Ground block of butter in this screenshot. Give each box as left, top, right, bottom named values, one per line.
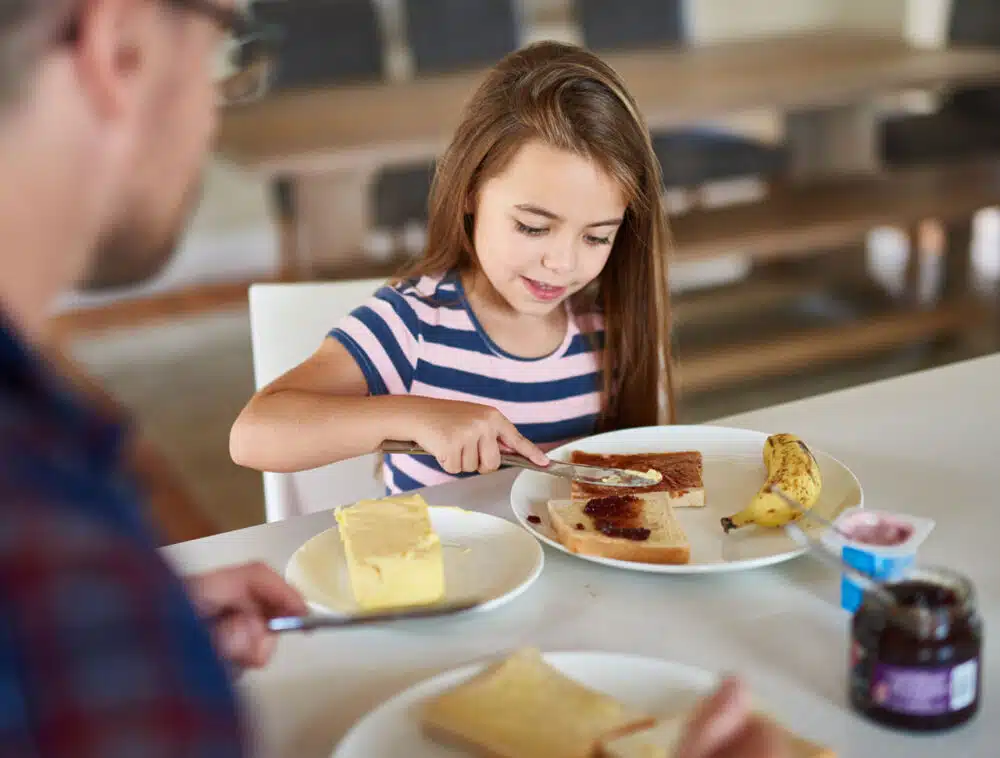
left=334, top=494, right=445, bottom=611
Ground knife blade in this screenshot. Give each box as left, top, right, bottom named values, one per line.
left=380, top=441, right=660, bottom=488
left=267, top=598, right=482, bottom=633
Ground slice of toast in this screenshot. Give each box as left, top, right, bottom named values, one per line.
left=600, top=712, right=836, bottom=758
left=570, top=451, right=705, bottom=507
left=422, top=648, right=654, bottom=758
left=548, top=495, right=690, bottom=564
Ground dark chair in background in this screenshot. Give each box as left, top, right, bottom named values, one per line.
left=371, top=0, right=522, bottom=243
left=881, top=0, right=1000, bottom=166
left=573, top=0, right=787, bottom=195
left=252, top=0, right=386, bottom=90
left=404, top=0, right=522, bottom=74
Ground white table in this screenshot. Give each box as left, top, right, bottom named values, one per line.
left=165, top=353, right=1000, bottom=758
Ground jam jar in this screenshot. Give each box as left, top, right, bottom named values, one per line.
left=849, top=567, right=982, bottom=732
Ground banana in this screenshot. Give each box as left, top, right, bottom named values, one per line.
left=721, top=433, right=822, bottom=533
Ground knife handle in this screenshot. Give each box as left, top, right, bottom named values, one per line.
left=381, top=440, right=546, bottom=474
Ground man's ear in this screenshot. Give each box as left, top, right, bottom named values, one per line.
left=71, top=0, right=158, bottom=122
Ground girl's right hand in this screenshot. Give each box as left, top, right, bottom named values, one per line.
left=405, top=400, right=549, bottom=475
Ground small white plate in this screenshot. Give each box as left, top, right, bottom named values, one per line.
left=332, top=651, right=716, bottom=758
left=510, top=425, right=863, bottom=574
left=285, top=507, right=544, bottom=615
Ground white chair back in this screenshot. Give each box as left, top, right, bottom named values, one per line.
left=248, top=279, right=387, bottom=521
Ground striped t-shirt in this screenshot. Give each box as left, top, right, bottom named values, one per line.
left=329, top=271, right=604, bottom=494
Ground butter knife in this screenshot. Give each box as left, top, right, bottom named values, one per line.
left=381, top=440, right=660, bottom=488
left=267, top=598, right=481, bottom=633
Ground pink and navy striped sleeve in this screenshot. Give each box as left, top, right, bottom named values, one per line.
left=329, top=285, right=421, bottom=396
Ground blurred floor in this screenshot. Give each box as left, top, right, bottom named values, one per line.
left=69, top=218, right=1000, bottom=533
left=71, top=311, right=265, bottom=532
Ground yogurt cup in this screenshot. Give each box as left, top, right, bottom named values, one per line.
left=820, top=507, right=936, bottom=613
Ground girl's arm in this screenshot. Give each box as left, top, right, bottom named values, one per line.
left=230, top=339, right=408, bottom=472
left=229, top=339, right=546, bottom=474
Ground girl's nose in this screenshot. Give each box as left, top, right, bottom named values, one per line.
left=541, top=240, right=576, bottom=273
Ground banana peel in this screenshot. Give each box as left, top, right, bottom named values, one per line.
left=721, top=433, right=822, bottom=533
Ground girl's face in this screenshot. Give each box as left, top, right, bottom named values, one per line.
left=471, top=139, right=627, bottom=317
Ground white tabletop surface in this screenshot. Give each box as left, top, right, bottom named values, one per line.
left=164, top=353, right=1000, bottom=758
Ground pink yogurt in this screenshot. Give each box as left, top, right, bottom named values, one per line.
left=838, top=511, right=914, bottom=547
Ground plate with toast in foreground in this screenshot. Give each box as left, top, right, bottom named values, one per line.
left=510, top=425, right=862, bottom=574
left=286, top=495, right=544, bottom=616
left=332, top=648, right=834, bottom=758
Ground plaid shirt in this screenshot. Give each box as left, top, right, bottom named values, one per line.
left=0, top=318, right=245, bottom=758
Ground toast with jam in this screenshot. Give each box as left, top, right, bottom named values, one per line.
left=547, top=493, right=690, bottom=564
left=569, top=450, right=705, bottom=508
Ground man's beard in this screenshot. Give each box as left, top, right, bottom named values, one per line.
left=80, top=179, right=203, bottom=292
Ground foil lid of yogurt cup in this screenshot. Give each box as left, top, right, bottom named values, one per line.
left=821, top=507, right=935, bottom=556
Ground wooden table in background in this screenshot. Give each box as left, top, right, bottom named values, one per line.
left=220, top=32, right=1000, bottom=173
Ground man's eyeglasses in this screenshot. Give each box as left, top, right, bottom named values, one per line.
left=169, top=0, right=282, bottom=105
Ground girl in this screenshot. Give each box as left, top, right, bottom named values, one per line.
left=230, top=40, right=676, bottom=495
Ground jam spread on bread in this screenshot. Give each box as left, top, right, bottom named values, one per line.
left=583, top=495, right=641, bottom=517
left=599, top=526, right=652, bottom=540
left=583, top=496, right=651, bottom=541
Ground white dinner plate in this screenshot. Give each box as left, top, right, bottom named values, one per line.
left=332, top=651, right=716, bottom=758
left=286, top=507, right=544, bottom=615
left=510, top=425, right=863, bottom=574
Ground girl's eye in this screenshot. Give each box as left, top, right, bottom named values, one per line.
left=585, top=234, right=612, bottom=246
left=515, top=221, right=547, bottom=237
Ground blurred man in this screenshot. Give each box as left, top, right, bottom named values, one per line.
left=0, top=1, right=306, bottom=755
left=0, top=1, right=786, bottom=756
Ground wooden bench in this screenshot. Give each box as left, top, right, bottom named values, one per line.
left=670, top=160, right=1000, bottom=263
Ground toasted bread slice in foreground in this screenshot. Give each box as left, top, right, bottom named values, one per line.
left=422, top=648, right=654, bottom=758
left=570, top=451, right=705, bottom=507
left=548, top=497, right=690, bottom=564
left=600, top=712, right=836, bottom=758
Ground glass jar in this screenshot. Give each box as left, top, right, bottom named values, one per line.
left=849, top=567, right=982, bottom=732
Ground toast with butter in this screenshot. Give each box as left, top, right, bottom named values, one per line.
left=547, top=495, right=690, bottom=564
left=601, top=712, right=835, bottom=758
left=422, top=648, right=654, bottom=758
left=570, top=451, right=705, bottom=508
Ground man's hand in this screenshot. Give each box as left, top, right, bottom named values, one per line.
left=677, top=678, right=789, bottom=758
left=189, top=562, right=308, bottom=669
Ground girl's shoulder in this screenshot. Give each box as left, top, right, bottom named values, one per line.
left=374, top=271, right=466, bottom=328
left=388, top=272, right=460, bottom=306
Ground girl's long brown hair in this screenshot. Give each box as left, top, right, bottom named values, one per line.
left=396, top=41, right=676, bottom=429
